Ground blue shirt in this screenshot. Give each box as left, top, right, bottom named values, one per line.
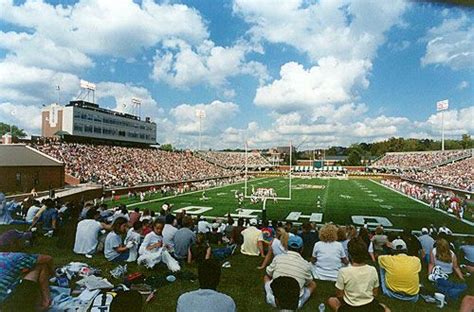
left=460, top=245, right=474, bottom=263
left=40, top=208, right=58, bottom=231
left=177, top=289, right=236, bottom=312
left=0, top=253, right=38, bottom=303
left=104, top=232, right=123, bottom=261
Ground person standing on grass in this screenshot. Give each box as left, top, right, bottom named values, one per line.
left=177, top=259, right=236, bottom=312
left=328, top=237, right=390, bottom=312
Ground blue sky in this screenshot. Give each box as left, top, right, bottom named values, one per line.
left=0, top=0, right=472, bottom=149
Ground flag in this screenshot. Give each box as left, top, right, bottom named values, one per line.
left=436, top=99, right=449, bottom=111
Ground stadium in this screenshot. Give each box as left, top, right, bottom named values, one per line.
left=0, top=1, right=473, bottom=312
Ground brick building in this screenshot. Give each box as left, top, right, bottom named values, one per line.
left=0, top=144, right=64, bottom=194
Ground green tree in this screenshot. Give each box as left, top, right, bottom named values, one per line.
left=461, top=133, right=472, bottom=149
left=159, top=143, right=173, bottom=152
left=346, top=149, right=362, bottom=165
left=0, top=122, right=27, bottom=138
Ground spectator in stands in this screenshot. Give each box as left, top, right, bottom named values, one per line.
left=429, top=238, right=465, bottom=280
left=378, top=239, right=421, bottom=302
left=189, top=233, right=211, bottom=264
left=264, top=235, right=316, bottom=309
left=311, top=224, right=348, bottom=281
left=328, top=238, right=390, bottom=312
left=177, top=259, right=236, bottom=312
left=258, top=227, right=289, bottom=269
left=241, top=219, right=264, bottom=256
left=104, top=217, right=131, bottom=262
left=417, top=227, right=435, bottom=264
left=73, top=208, right=111, bottom=258
left=174, top=216, right=196, bottom=261
left=270, top=276, right=300, bottom=312
left=299, top=222, right=318, bottom=260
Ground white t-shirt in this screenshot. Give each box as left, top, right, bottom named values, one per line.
left=240, top=226, right=262, bottom=256
left=25, top=206, right=41, bottom=223
left=198, top=220, right=211, bottom=233
left=271, top=238, right=287, bottom=256
left=311, top=241, right=346, bottom=281
left=139, top=231, right=163, bottom=254
left=163, top=224, right=178, bottom=248
left=73, top=219, right=103, bottom=255
left=104, top=231, right=123, bottom=261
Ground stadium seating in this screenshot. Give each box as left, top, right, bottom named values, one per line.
left=372, top=149, right=471, bottom=170
left=197, top=151, right=272, bottom=169
left=32, top=143, right=234, bottom=187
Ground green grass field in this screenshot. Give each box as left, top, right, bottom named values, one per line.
left=108, top=176, right=473, bottom=234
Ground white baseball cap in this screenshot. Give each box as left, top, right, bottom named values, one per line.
left=421, top=227, right=429, bottom=234
left=391, top=239, right=407, bottom=251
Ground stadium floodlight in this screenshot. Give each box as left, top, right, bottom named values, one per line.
left=436, top=99, right=449, bottom=151
left=195, top=109, right=206, bottom=151
left=80, top=79, right=96, bottom=91
left=131, top=97, right=142, bottom=118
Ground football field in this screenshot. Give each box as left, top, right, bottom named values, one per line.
left=110, top=177, right=473, bottom=234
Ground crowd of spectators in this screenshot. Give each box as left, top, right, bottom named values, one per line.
left=33, top=143, right=234, bottom=187
left=198, top=151, right=272, bottom=169
left=1, top=190, right=474, bottom=311
left=402, top=157, right=474, bottom=192
left=372, top=149, right=471, bottom=170
left=381, top=179, right=471, bottom=219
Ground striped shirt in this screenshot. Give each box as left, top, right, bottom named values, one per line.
left=266, top=251, right=313, bottom=289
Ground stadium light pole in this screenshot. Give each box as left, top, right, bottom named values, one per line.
left=195, top=109, right=206, bottom=151
left=437, top=99, right=449, bottom=151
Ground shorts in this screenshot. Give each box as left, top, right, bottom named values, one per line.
left=338, top=299, right=385, bottom=312
left=1, top=280, right=40, bottom=312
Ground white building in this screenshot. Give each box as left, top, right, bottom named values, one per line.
left=42, top=101, right=157, bottom=145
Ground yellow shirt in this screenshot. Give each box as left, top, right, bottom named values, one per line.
left=378, top=254, right=421, bottom=295
left=335, top=264, right=379, bottom=306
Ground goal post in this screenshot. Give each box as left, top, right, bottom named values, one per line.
left=244, top=141, right=292, bottom=201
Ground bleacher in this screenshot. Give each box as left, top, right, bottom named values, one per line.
left=371, top=149, right=472, bottom=170
left=197, top=151, right=273, bottom=169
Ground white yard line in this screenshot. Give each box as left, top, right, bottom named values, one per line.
left=128, top=177, right=272, bottom=208
left=369, top=179, right=474, bottom=227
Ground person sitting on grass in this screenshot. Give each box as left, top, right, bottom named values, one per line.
left=459, top=237, right=474, bottom=274
left=124, top=220, right=143, bottom=262
left=173, top=216, right=196, bottom=261
left=429, top=237, right=465, bottom=280
left=189, top=233, right=211, bottom=264
left=73, top=208, right=112, bottom=258
left=258, top=227, right=289, bottom=269
left=270, top=276, right=301, bottom=312
left=177, top=259, right=236, bottom=312
left=104, top=217, right=131, bottom=262
left=328, top=237, right=390, bottom=312
left=311, top=224, right=349, bottom=281
left=264, top=235, right=316, bottom=309
left=0, top=242, right=54, bottom=311
left=241, top=219, right=264, bottom=256
left=378, top=238, right=421, bottom=302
